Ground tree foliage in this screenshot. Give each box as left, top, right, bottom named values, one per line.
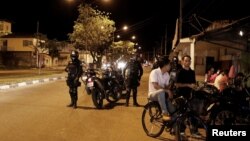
left=69, top=4, right=115, bottom=66
left=45, top=39, right=61, bottom=62
left=110, top=40, right=136, bottom=60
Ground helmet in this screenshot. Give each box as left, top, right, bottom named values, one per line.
left=70, top=50, right=79, bottom=61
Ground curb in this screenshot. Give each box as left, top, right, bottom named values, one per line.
left=0, top=76, right=66, bottom=90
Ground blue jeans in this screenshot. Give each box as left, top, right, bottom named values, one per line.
left=149, top=89, right=169, bottom=114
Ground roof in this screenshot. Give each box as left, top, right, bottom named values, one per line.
left=175, top=16, right=250, bottom=52
left=0, top=19, right=12, bottom=23
left=191, top=16, right=250, bottom=40
left=1, top=33, right=47, bottom=39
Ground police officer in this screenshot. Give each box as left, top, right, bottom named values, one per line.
left=124, top=55, right=143, bottom=107
left=65, top=50, right=83, bottom=109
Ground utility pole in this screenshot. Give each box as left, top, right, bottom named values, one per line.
left=36, top=21, right=41, bottom=74
left=153, top=47, right=155, bottom=59
left=164, top=24, right=167, bottom=55
left=179, top=0, right=183, bottom=39
left=160, top=37, right=164, bottom=55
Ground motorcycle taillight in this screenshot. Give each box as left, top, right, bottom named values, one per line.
left=88, top=78, right=92, bottom=82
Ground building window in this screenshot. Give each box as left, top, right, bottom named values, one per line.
left=1, top=40, right=7, bottom=51
left=23, top=40, right=33, bottom=47
left=0, top=24, right=3, bottom=31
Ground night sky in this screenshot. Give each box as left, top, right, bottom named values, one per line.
left=0, top=0, right=249, bottom=52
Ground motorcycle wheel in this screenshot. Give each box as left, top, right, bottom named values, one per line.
left=106, top=86, right=122, bottom=103
left=92, top=88, right=103, bottom=109
left=211, top=109, right=236, bottom=125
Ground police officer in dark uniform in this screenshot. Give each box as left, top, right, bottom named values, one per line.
left=124, top=55, right=143, bottom=107
left=65, top=50, right=83, bottom=109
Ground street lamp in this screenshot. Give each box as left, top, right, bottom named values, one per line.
left=239, top=30, right=244, bottom=36
left=131, top=35, right=136, bottom=40
left=66, top=0, right=110, bottom=4
left=113, top=25, right=129, bottom=42
left=123, top=25, right=128, bottom=31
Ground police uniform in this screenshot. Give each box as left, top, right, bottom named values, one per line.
left=124, top=57, right=143, bottom=106
left=65, top=51, right=83, bottom=109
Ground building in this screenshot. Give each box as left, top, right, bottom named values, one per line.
left=0, top=20, right=11, bottom=36
left=0, top=33, right=49, bottom=68
left=58, top=43, right=93, bottom=66
left=0, top=20, right=12, bottom=68
left=172, top=16, right=250, bottom=75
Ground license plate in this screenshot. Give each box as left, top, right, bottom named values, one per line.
left=87, top=82, right=94, bottom=87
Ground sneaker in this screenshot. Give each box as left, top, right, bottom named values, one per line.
left=162, top=113, right=171, bottom=121
left=191, top=132, right=202, bottom=138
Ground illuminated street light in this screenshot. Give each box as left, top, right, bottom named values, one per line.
left=239, top=30, right=244, bottom=36
left=131, top=35, right=136, bottom=40
left=66, top=0, right=109, bottom=4
left=123, top=25, right=128, bottom=31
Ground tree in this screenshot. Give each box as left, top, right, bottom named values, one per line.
left=110, top=40, right=136, bottom=61
left=69, top=4, right=115, bottom=67
left=45, top=39, right=61, bottom=65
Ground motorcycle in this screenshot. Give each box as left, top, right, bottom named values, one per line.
left=207, top=74, right=250, bottom=125
left=81, top=68, right=97, bottom=95
left=91, top=66, right=122, bottom=109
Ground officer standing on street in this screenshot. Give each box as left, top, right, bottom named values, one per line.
left=65, top=50, right=83, bottom=109
left=124, top=55, right=143, bottom=107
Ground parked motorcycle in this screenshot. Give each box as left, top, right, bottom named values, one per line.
left=207, top=74, right=250, bottom=125
left=91, top=67, right=122, bottom=109
left=81, top=68, right=97, bottom=95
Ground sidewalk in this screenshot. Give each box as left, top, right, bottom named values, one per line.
left=0, top=68, right=66, bottom=90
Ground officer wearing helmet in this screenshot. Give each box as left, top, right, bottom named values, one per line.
left=65, top=50, right=83, bottom=109
left=124, top=55, right=143, bottom=107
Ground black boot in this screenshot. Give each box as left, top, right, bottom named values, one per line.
left=67, top=102, right=74, bottom=107
left=72, top=89, right=78, bottom=109
left=73, top=100, right=77, bottom=109
left=125, top=98, right=129, bottom=107
left=73, top=95, right=77, bottom=109
left=133, top=89, right=139, bottom=107
left=125, top=90, right=130, bottom=107
left=67, top=96, right=74, bottom=107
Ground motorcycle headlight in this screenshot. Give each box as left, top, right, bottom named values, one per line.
left=102, top=63, right=111, bottom=70
left=118, top=62, right=126, bottom=69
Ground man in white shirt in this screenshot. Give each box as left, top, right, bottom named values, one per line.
left=148, top=57, right=172, bottom=121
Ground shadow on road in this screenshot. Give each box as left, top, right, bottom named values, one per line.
left=77, top=106, right=97, bottom=110
left=156, top=136, right=175, bottom=141
left=76, top=102, right=126, bottom=110
left=103, top=102, right=126, bottom=109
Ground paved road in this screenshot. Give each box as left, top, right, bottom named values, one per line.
left=0, top=69, right=174, bottom=141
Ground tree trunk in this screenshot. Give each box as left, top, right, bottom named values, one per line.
left=51, top=57, right=54, bottom=67
left=90, top=51, right=97, bottom=63
left=96, top=55, right=103, bottom=68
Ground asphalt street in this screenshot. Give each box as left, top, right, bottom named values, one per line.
left=0, top=69, right=175, bottom=141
